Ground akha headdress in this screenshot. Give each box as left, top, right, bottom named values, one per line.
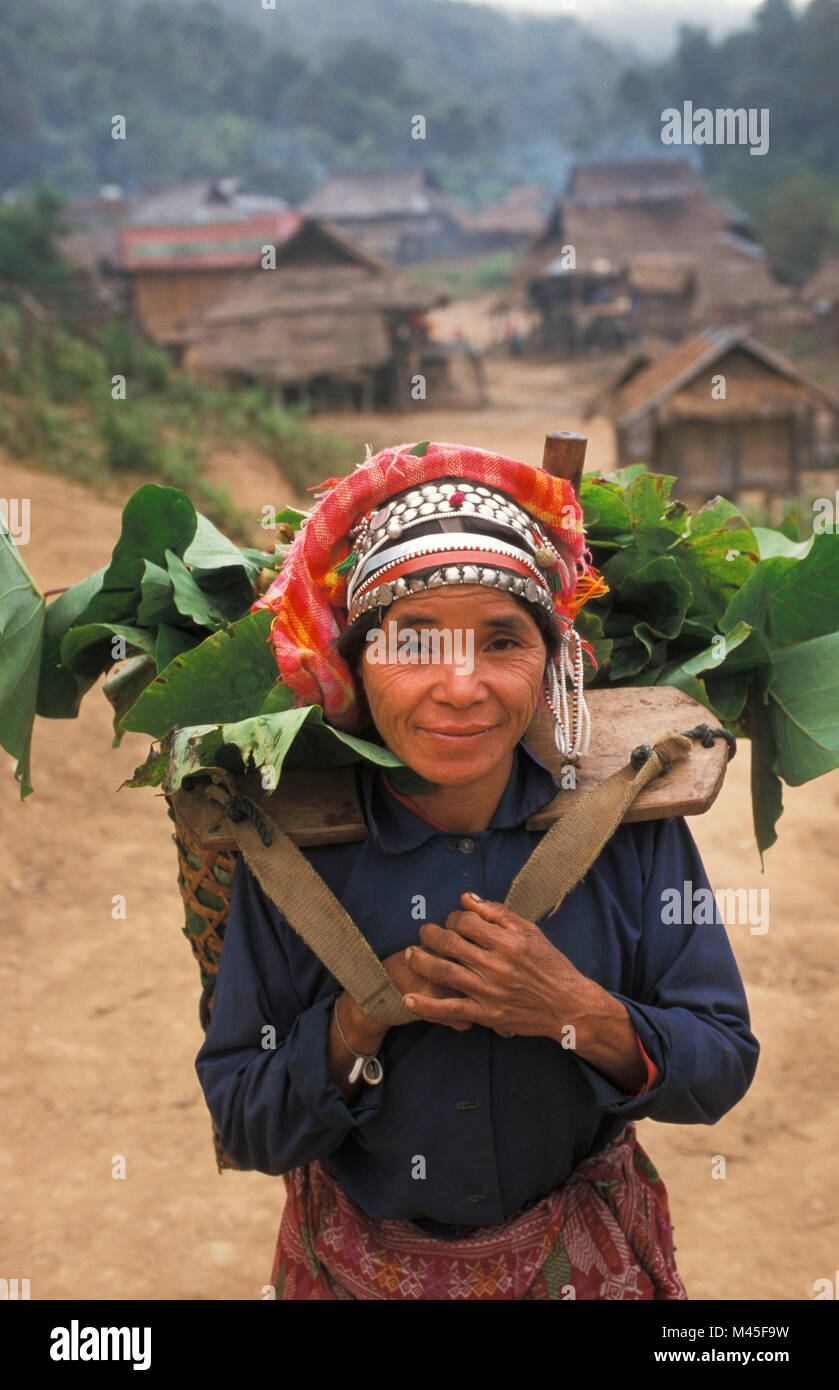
left=254, top=441, right=608, bottom=757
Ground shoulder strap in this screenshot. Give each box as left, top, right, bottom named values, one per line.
left=206, top=731, right=693, bottom=1026
left=504, top=732, right=692, bottom=921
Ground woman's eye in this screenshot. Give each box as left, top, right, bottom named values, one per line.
left=486, top=638, right=520, bottom=651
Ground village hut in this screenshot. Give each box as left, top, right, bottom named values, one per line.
left=301, top=168, right=471, bottom=263
left=117, top=211, right=303, bottom=351
left=57, top=179, right=291, bottom=339
left=462, top=185, right=550, bottom=251
left=176, top=216, right=451, bottom=410
left=519, top=159, right=792, bottom=356
left=591, top=326, right=838, bottom=503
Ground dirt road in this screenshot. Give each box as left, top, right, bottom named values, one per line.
left=3, top=365, right=837, bottom=1299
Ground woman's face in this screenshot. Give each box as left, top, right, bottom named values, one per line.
left=359, top=585, right=548, bottom=786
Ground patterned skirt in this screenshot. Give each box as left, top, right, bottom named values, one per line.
left=270, top=1122, right=688, bottom=1301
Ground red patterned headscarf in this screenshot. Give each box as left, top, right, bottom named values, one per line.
left=254, top=440, right=606, bottom=739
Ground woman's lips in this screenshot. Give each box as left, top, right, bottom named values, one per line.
left=416, top=725, right=498, bottom=741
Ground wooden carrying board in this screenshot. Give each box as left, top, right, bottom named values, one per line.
left=170, top=686, right=731, bottom=852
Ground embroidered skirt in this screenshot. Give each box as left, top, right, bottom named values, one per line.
left=270, top=1122, right=687, bottom=1301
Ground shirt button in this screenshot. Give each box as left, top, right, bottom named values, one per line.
left=453, top=838, right=475, bottom=854
left=467, top=1194, right=487, bottom=1204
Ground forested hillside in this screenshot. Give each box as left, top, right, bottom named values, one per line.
left=1, top=0, right=838, bottom=267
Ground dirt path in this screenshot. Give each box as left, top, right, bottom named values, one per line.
left=3, top=377, right=837, bottom=1300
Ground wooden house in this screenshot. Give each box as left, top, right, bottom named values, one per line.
left=591, top=327, right=838, bottom=503
left=301, top=168, right=471, bottom=263
left=176, top=217, right=450, bottom=410
left=463, top=185, right=550, bottom=251
left=118, top=211, right=304, bottom=350
left=519, top=159, right=791, bottom=356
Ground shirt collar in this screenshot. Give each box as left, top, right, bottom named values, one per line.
left=360, top=741, right=560, bottom=854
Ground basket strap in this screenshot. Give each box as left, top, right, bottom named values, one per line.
left=204, top=731, right=692, bottom=1027
left=204, top=777, right=415, bottom=1026
left=504, top=731, right=693, bottom=922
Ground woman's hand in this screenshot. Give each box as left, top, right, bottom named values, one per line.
left=401, top=893, right=648, bottom=1093
left=328, top=946, right=472, bottom=1100
left=338, top=946, right=472, bottom=1057
left=401, top=893, right=587, bottom=1040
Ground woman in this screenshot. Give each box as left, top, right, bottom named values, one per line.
left=195, top=440, right=759, bottom=1300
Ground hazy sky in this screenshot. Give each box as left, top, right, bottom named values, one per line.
left=458, top=0, right=801, bottom=55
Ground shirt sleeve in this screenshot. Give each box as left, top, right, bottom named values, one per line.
left=574, top=816, right=760, bottom=1124
left=194, top=858, right=384, bottom=1176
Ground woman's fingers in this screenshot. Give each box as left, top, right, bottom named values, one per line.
left=403, top=993, right=481, bottom=1028
left=405, top=945, right=482, bottom=995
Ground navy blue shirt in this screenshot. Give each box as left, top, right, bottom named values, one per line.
left=195, top=743, right=759, bottom=1229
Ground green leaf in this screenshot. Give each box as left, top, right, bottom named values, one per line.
left=580, top=477, right=632, bottom=542
left=752, top=528, right=814, bottom=561
left=622, top=472, right=681, bottom=533
left=258, top=681, right=296, bottom=715
left=0, top=529, right=45, bottom=796
left=272, top=507, right=309, bottom=531
left=614, top=556, right=693, bottom=640
left=768, top=633, right=839, bottom=785
left=187, top=564, right=256, bottom=626
left=73, top=484, right=197, bottom=628
left=675, top=497, right=759, bottom=626
left=154, top=623, right=198, bottom=674
left=665, top=620, right=752, bottom=679
left=408, top=440, right=430, bottom=456
left=103, top=655, right=157, bottom=745
left=165, top=550, right=228, bottom=630
left=184, top=511, right=259, bottom=578
left=704, top=670, right=750, bottom=722
left=37, top=567, right=107, bottom=719
left=59, top=622, right=155, bottom=676
left=748, top=689, right=784, bottom=859
left=221, top=707, right=315, bottom=786
left=135, top=560, right=179, bottom=628
left=722, top=532, right=839, bottom=650
left=120, top=607, right=278, bottom=737
left=123, top=743, right=171, bottom=789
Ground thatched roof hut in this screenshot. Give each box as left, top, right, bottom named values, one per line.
left=177, top=217, right=450, bottom=409
left=593, top=326, right=838, bottom=501
left=301, top=167, right=470, bottom=262
left=519, top=159, right=792, bottom=354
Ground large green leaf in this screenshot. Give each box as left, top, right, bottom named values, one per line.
left=120, top=607, right=279, bottom=737
left=674, top=497, right=759, bottom=626
left=768, top=633, right=839, bottom=785
left=103, top=654, right=157, bottom=745
left=135, top=560, right=179, bottom=628
left=154, top=623, right=199, bottom=674
left=37, top=567, right=107, bottom=719
left=184, top=511, right=259, bottom=577
left=73, top=484, right=197, bottom=628
left=164, top=550, right=227, bottom=630
left=0, top=529, right=45, bottom=797
left=60, top=622, right=155, bottom=676
left=722, top=532, right=839, bottom=650
left=663, top=620, right=752, bottom=680
left=752, top=528, right=814, bottom=561
left=748, top=686, right=784, bottom=858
